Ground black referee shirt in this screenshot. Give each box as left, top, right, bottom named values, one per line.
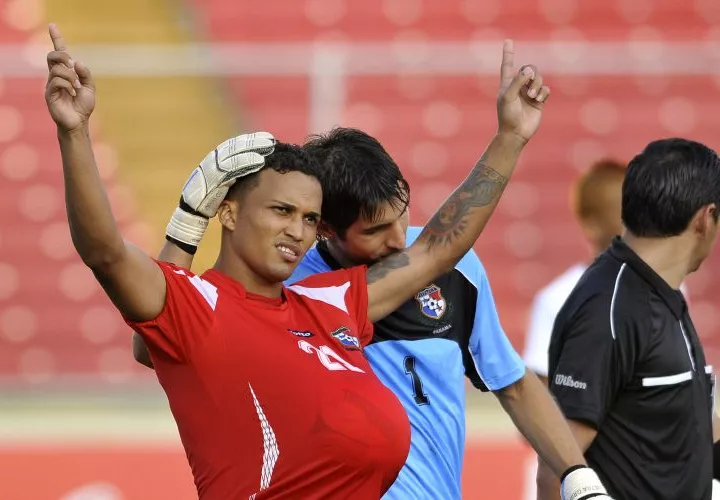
left=548, top=237, right=715, bottom=500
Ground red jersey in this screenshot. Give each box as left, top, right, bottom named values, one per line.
left=127, top=262, right=411, bottom=500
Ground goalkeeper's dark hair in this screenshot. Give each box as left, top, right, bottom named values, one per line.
left=228, top=141, right=324, bottom=201
left=303, top=127, right=409, bottom=239
left=622, top=138, right=720, bottom=237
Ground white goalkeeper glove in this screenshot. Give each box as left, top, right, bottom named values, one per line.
left=166, top=131, right=276, bottom=253
left=561, top=465, right=613, bottom=500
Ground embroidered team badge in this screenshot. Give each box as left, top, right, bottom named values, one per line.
left=331, top=326, right=361, bottom=350
left=415, top=284, right=447, bottom=319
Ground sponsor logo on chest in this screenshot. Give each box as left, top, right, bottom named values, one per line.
left=287, top=329, right=314, bottom=338
left=415, top=284, right=447, bottom=319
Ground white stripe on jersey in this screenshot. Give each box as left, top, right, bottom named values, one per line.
left=287, top=282, right=351, bottom=314
left=173, top=269, right=218, bottom=310
left=248, top=383, right=279, bottom=499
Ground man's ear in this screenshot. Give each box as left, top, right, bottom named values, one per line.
left=317, top=220, right=336, bottom=241
left=691, top=203, right=718, bottom=236
left=217, top=199, right=238, bottom=231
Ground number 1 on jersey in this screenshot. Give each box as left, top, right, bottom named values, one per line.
left=404, top=356, right=429, bottom=405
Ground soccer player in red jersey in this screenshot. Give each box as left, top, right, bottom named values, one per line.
left=44, top=23, right=611, bottom=500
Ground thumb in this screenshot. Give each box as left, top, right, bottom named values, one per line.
left=501, top=66, right=534, bottom=103
left=73, top=61, right=94, bottom=89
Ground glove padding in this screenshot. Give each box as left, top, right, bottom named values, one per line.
left=561, top=465, right=613, bottom=500
left=166, top=131, right=276, bottom=252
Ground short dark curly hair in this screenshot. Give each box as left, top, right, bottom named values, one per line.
left=227, top=141, right=324, bottom=201
left=622, top=138, right=720, bottom=237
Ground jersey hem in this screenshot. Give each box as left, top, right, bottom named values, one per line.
left=486, top=365, right=526, bottom=391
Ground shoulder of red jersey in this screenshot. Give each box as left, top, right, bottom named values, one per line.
left=156, top=261, right=218, bottom=309
left=125, top=260, right=217, bottom=364
left=158, top=261, right=196, bottom=278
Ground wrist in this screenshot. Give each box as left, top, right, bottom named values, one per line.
left=561, top=465, right=608, bottom=499
left=57, top=122, right=90, bottom=140
left=179, top=196, right=207, bottom=219
left=561, top=464, right=588, bottom=482
left=494, top=130, right=529, bottom=151
left=166, top=234, right=199, bottom=255
left=166, top=207, right=208, bottom=253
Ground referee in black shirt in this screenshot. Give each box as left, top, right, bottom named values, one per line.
left=537, top=138, right=720, bottom=500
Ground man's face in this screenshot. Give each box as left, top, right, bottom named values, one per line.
left=332, top=200, right=410, bottom=266
left=224, top=169, right=322, bottom=284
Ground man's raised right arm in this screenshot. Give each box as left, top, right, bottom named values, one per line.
left=132, top=241, right=194, bottom=368
left=46, top=24, right=166, bottom=322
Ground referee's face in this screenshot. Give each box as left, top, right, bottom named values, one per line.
left=334, top=201, right=410, bottom=266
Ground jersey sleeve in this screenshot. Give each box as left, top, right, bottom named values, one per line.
left=125, top=261, right=215, bottom=363
left=522, top=292, right=558, bottom=377
left=549, top=294, right=637, bottom=428
left=464, top=253, right=526, bottom=391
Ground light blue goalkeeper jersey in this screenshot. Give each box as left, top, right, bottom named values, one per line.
left=287, top=226, right=525, bottom=499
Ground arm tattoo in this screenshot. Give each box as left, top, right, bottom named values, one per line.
left=366, top=250, right=410, bottom=284
left=421, top=161, right=508, bottom=247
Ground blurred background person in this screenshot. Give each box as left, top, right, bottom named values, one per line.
left=523, top=158, right=626, bottom=385
left=521, top=159, right=625, bottom=500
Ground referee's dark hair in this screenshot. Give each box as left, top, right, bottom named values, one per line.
left=303, top=127, right=410, bottom=239
left=622, top=138, right=720, bottom=237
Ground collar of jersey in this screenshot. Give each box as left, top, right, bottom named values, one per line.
left=202, top=269, right=289, bottom=310
left=609, top=236, right=686, bottom=319
left=316, top=240, right=345, bottom=271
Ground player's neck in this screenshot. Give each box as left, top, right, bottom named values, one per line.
left=325, top=239, right=356, bottom=269
left=212, top=253, right=284, bottom=299
left=621, top=233, right=691, bottom=290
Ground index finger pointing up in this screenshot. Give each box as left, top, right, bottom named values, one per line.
left=499, top=39, right=515, bottom=89
left=48, top=23, right=67, bottom=52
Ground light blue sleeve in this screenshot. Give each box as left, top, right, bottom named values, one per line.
left=404, top=226, right=423, bottom=246
left=285, top=247, right=332, bottom=286
left=458, top=251, right=526, bottom=391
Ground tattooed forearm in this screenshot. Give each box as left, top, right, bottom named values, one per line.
left=366, top=250, right=410, bottom=284
left=420, top=161, right=508, bottom=247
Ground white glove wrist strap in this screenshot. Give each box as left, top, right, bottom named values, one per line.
left=561, top=466, right=609, bottom=500
left=166, top=207, right=209, bottom=249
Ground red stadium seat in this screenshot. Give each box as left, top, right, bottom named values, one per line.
left=188, top=0, right=716, bottom=42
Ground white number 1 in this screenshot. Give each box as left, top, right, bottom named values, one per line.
left=298, top=340, right=365, bottom=373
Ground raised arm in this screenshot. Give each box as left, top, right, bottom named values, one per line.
left=131, top=133, right=276, bottom=368
left=366, top=40, right=550, bottom=322
left=132, top=242, right=189, bottom=369
left=45, top=24, right=166, bottom=322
